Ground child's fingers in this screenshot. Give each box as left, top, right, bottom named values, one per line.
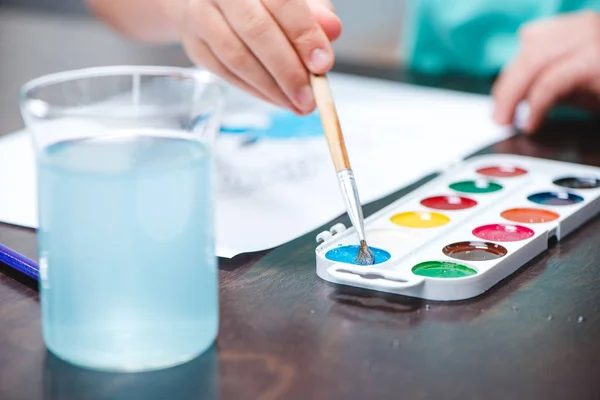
left=525, top=48, right=597, bottom=133
left=492, top=12, right=598, bottom=125
left=185, top=2, right=297, bottom=112
left=218, top=0, right=322, bottom=113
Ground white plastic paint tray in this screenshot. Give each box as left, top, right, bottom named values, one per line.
left=315, top=154, right=600, bottom=300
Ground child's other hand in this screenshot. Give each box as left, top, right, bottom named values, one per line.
left=493, top=11, right=600, bottom=133
left=181, top=0, right=342, bottom=115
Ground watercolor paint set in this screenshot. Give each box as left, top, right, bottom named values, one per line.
left=315, top=154, right=600, bottom=301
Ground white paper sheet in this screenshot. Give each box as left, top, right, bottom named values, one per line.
left=0, top=73, right=512, bottom=257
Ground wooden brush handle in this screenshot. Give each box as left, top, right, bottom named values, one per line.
left=310, top=73, right=350, bottom=172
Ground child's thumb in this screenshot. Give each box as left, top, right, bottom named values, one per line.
left=308, top=0, right=342, bottom=42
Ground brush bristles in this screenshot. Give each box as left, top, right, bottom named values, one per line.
left=355, top=240, right=375, bottom=266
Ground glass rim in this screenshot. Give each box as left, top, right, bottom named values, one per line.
left=19, top=65, right=223, bottom=101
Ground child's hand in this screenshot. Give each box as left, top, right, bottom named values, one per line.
left=493, top=11, right=600, bottom=133
left=181, top=0, right=342, bottom=115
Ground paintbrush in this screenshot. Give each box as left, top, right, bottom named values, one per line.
left=310, top=73, right=375, bottom=266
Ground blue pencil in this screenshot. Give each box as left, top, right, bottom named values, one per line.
left=0, top=243, right=39, bottom=280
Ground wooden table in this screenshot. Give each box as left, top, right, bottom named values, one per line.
left=1, top=10, right=599, bottom=400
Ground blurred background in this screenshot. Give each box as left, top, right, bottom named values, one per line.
left=0, top=0, right=403, bottom=135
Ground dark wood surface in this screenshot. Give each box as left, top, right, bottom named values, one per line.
left=1, top=9, right=600, bottom=400
left=4, top=124, right=600, bottom=400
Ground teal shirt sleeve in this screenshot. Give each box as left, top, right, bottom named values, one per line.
left=402, top=0, right=600, bottom=76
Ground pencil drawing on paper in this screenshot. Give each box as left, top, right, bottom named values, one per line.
left=215, top=152, right=325, bottom=195
left=214, top=110, right=327, bottom=195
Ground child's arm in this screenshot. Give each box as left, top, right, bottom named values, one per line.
left=86, top=0, right=185, bottom=43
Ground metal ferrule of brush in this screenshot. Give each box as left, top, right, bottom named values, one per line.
left=337, top=169, right=366, bottom=241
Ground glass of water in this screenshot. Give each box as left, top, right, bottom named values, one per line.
left=19, top=66, right=224, bottom=372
